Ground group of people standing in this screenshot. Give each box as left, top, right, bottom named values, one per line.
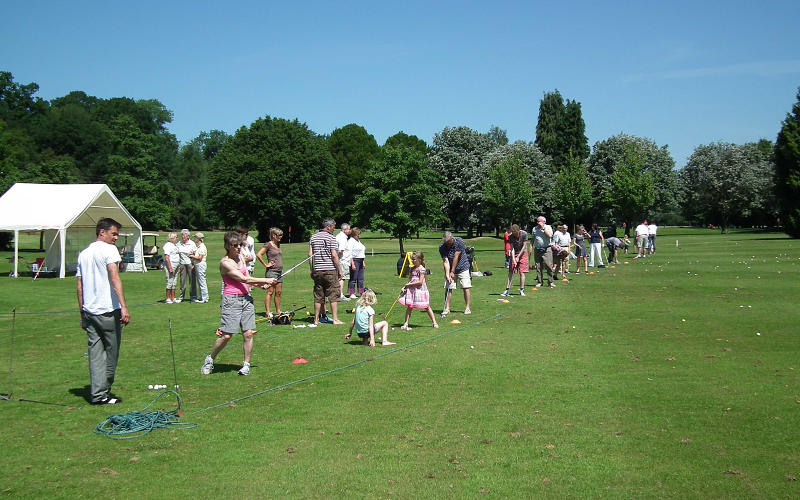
left=162, top=229, right=209, bottom=304
left=502, top=217, right=659, bottom=295
left=76, top=215, right=660, bottom=404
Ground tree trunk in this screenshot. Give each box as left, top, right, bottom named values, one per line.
left=399, top=238, right=405, bottom=255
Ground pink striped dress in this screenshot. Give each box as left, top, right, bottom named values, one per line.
left=397, top=267, right=430, bottom=309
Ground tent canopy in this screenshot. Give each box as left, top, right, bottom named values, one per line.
left=0, top=183, right=145, bottom=278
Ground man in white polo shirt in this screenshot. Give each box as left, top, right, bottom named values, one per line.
left=76, top=218, right=130, bottom=405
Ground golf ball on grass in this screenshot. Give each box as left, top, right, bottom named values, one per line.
left=148, top=384, right=153, bottom=390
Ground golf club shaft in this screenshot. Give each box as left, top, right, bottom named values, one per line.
left=383, top=290, right=405, bottom=320
left=281, top=256, right=311, bottom=278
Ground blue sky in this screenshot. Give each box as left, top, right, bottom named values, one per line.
left=3, top=0, right=799, bottom=167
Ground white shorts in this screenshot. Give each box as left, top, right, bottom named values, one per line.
left=444, top=270, right=472, bottom=290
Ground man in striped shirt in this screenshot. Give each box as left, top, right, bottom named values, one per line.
left=309, top=217, right=344, bottom=325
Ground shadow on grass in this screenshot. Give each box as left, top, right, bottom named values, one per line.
left=68, top=385, right=91, bottom=403
left=207, top=363, right=242, bottom=374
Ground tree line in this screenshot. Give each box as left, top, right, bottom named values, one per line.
left=2, top=71, right=799, bottom=244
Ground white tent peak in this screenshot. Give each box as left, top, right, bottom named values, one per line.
left=0, top=183, right=145, bottom=278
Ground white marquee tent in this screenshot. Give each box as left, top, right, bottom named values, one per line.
left=0, top=183, right=145, bottom=278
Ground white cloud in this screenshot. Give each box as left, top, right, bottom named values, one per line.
left=623, top=59, right=800, bottom=83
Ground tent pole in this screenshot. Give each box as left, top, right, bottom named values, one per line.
left=13, top=230, right=19, bottom=278
left=59, top=228, right=66, bottom=279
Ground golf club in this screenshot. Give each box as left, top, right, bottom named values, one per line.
left=441, top=285, right=452, bottom=318
left=381, top=289, right=405, bottom=321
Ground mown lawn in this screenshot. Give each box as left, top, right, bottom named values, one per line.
left=0, top=228, right=797, bottom=498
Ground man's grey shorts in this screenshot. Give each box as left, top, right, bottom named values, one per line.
left=219, top=294, right=256, bottom=334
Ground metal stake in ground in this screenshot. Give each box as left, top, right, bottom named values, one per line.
left=168, top=318, right=183, bottom=416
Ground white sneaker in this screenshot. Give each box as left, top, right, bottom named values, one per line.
left=349, top=294, right=357, bottom=299
left=192, top=299, right=202, bottom=303
left=201, top=355, right=214, bottom=375
left=174, top=298, right=182, bottom=303
left=549, top=282, right=556, bottom=288
left=441, top=308, right=450, bottom=315
left=500, top=289, right=510, bottom=297
left=519, top=289, right=526, bottom=297
left=267, top=312, right=274, bottom=318
left=464, top=308, right=471, bottom=315
left=238, top=362, right=250, bottom=376
left=165, top=299, right=173, bottom=304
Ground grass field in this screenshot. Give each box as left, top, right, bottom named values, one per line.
left=0, top=228, right=798, bottom=498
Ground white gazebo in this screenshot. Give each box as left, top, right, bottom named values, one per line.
left=0, top=183, right=145, bottom=278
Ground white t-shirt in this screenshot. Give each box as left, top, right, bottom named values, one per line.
left=635, top=224, right=648, bottom=237
left=76, top=240, right=122, bottom=315
left=336, top=231, right=351, bottom=264
left=162, top=241, right=179, bottom=267
left=347, top=238, right=366, bottom=259
left=648, top=224, right=658, bottom=236
left=176, top=239, right=197, bottom=265
left=245, top=235, right=255, bottom=273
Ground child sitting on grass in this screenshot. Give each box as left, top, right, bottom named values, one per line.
left=398, top=251, right=439, bottom=330
left=345, top=289, right=396, bottom=347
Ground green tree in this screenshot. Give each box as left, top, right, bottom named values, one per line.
left=352, top=146, right=444, bottom=254
left=384, top=131, right=427, bottom=154
left=326, top=124, right=380, bottom=221
left=208, top=116, right=335, bottom=240
left=428, top=126, right=495, bottom=236
left=482, top=141, right=553, bottom=233
left=552, top=154, right=594, bottom=230
left=105, top=115, right=174, bottom=228
left=535, top=90, right=590, bottom=169
left=775, top=89, right=800, bottom=237
left=680, top=142, right=773, bottom=233
left=604, top=144, right=656, bottom=231
left=482, top=154, right=534, bottom=232
left=0, top=71, right=49, bottom=126
left=589, top=134, right=678, bottom=225
left=486, top=125, right=509, bottom=146
left=0, top=120, right=37, bottom=194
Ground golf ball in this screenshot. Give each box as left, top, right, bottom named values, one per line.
left=470, top=345, right=475, bottom=349
left=148, top=384, right=153, bottom=390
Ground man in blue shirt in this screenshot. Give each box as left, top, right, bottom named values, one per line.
left=439, top=231, right=472, bottom=315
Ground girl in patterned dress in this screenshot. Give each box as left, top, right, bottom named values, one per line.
left=398, top=252, right=439, bottom=330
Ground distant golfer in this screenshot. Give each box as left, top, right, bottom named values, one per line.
left=500, top=224, right=529, bottom=297
left=201, top=231, right=276, bottom=377
left=439, top=231, right=472, bottom=315
left=76, top=218, right=130, bottom=405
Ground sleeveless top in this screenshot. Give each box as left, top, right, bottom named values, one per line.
left=266, top=242, right=282, bottom=271
left=222, top=258, right=249, bottom=295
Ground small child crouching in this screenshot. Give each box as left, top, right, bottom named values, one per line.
left=345, top=289, right=396, bottom=347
